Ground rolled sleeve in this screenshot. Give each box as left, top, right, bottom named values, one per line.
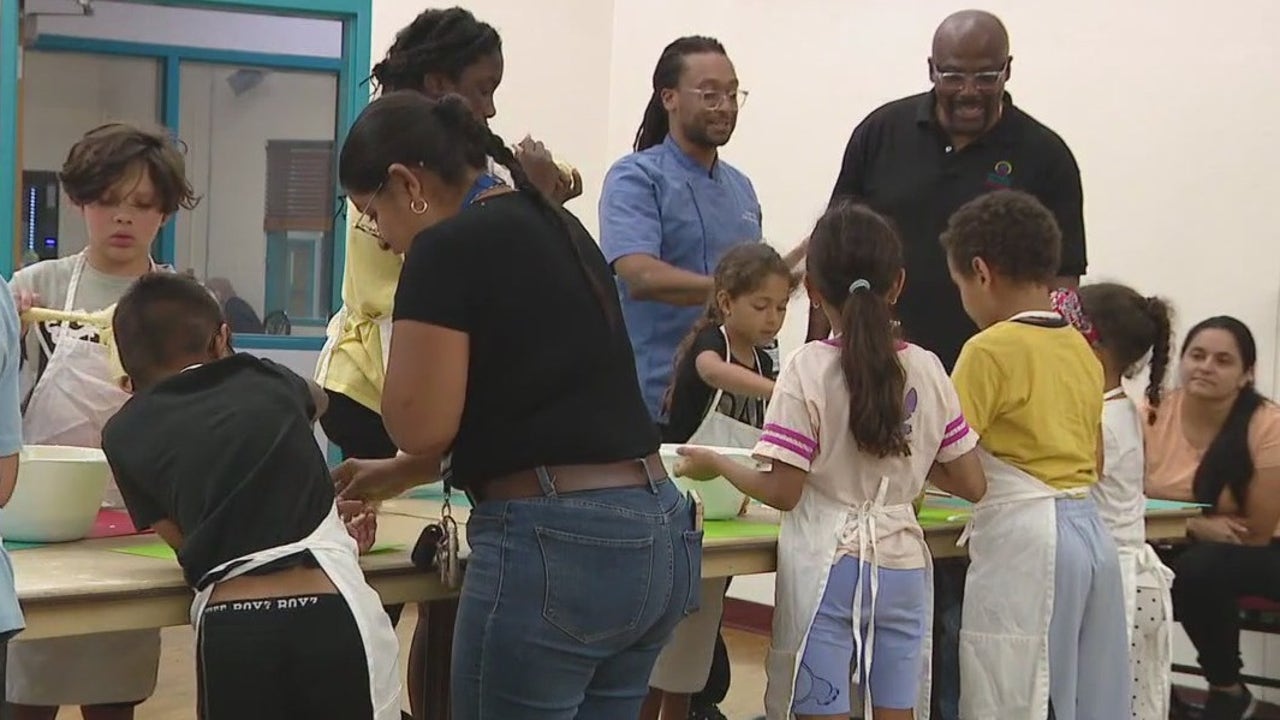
left=598, top=159, right=663, bottom=265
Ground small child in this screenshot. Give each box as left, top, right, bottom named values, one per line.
left=941, top=190, right=1130, bottom=720
left=644, top=243, right=795, bottom=720
left=1052, top=283, right=1177, bottom=720
left=100, top=273, right=401, bottom=720
left=0, top=275, right=27, bottom=707
left=677, top=202, right=986, bottom=720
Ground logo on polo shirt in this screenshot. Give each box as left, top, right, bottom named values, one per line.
left=985, top=160, right=1014, bottom=190
left=903, top=387, right=918, bottom=436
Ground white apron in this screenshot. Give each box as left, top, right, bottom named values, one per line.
left=1127, top=544, right=1174, bottom=719
left=765, top=475, right=933, bottom=720
left=191, top=505, right=402, bottom=719
left=686, top=327, right=767, bottom=449
left=958, top=448, right=1082, bottom=720
left=315, top=305, right=393, bottom=384
left=9, top=251, right=161, bottom=706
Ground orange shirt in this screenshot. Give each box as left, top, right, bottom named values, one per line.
left=1144, top=389, right=1280, bottom=532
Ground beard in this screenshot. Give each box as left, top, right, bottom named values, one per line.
left=682, top=116, right=735, bottom=148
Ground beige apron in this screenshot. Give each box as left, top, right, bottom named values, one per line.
left=765, top=475, right=934, bottom=719
left=192, top=506, right=402, bottom=719
left=315, top=305, right=393, bottom=387
left=9, top=252, right=161, bottom=706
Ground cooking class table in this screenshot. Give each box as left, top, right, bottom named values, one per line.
left=10, top=495, right=1199, bottom=641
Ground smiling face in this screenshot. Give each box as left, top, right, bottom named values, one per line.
left=663, top=51, right=740, bottom=150
left=79, top=164, right=166, bottom=271
left=929, top=16, right=1010, bottom=142
left=1180, top=327, right=1254, bottom=401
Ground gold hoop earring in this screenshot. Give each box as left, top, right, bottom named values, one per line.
left=410, top=199, right=428, bottom=215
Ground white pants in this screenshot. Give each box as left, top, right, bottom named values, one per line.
left=1130, top=586, right=1172, bottom=720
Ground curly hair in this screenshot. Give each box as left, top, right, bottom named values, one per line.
left=61, top=123, right=199, bottom=214
left=939, top=190, right=1060, bottom=284
left=370, top=8, right=501, bottom=92
left=1077, top=283, right=1174, bottom=422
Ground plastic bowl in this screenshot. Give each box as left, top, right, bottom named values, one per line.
left=659, top=444, right=749, bottom=520
left=0, top=445, right=110, bottom=543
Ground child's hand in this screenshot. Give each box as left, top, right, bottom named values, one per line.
left=13, top=289, right=38, bottom=334
left=674, top=446, right=725, bottom=481
left=338, top=499, right=378, bottom=554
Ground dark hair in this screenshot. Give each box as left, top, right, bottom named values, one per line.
left=1182, top=316, right=1265, bottom=511
left=338, top=91, right=613, bottom=325
left=370, top=7, right=501, bottom=92
left=808, top=202, right=909, bottom=458
left=113, top=273, right=224, bottom=391
left=60, top=123, right=200, bottom=214
left=633, top=36, right=727, bottom=152
left=1077, top=283, right=1174, bottom=423
left=940, top=190, right=1060, bottom=284
left=663, top=244, right=796, bottom=413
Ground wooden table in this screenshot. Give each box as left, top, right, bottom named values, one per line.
left=11, top=498, right=1197, bottom=640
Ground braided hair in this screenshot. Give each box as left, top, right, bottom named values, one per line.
left=370, top=8, right=501, bottom=92
left=338, top=91, right=615, bottom=328
left=633, top=36, right=726, bottom=152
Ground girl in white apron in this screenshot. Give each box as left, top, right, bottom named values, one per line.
left=643, top=244, right=795, bottom=720
left=941, top=190, right=1131, bottom=720
left=8, top=121, right=199, bottom=720
left=1053, top=285, right=1177, bottom=720
left=677, top=203, right=987, bottom=720
left=101, top=273, right=401, bottom=719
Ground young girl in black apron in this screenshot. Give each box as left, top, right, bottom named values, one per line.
left=642, top=244, right=795, bottom=720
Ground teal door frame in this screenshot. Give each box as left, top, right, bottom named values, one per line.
left=0, top=0, right=371, bottom=351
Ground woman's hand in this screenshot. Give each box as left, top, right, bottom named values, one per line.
left=333, top=457, right=415, bottom=502
left=337, top=499, right=377, bottom=554
left=1188, top=514, right=1250, bottom=544
left=513, top=136, right=581, bottom=204
left=674, top=446, right=727, bottom=481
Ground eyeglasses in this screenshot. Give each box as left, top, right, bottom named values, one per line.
left=931, top=62, right=1008, bottom=90
left=683, top=88, right=749, bottom=110
left=352, top=181, right=384, bottom=240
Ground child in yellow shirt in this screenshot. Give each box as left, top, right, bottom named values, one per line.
left=940, top=190, right=1129, bottom=720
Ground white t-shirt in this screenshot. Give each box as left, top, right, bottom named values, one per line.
left=752, top=340, right=978, bottom=569
left=1093, top=390, right=1147, bottom=548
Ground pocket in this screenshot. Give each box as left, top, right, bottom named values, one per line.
left=682, top=529, right=704, bottom=616
left=958, top=629, right=1047, bottom=720
left=537, top=526, right=654, bottom=643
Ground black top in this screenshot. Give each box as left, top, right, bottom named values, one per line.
left=830, top=91, right=1086, bottom=370
left=102, top=354, right=334, bottom=589
left=393, top=191, right=659, bottom=489
left=662, top=325, right=776, bottom=443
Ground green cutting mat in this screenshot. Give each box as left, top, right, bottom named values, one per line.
left=703, top=519, right=778, bottom=539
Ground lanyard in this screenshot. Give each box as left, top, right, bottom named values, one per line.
left=462, top=173, right=504, bottom=207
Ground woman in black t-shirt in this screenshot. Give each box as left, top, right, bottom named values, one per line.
left=332, top=90, right=699, bottom=720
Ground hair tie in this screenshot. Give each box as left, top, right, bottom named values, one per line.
left=1050, top=288, right=1100, bottom=345
left=848, top=279, right=871, bottom=294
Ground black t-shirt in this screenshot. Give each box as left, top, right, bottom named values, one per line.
left=393, top=191, right=658, bottom=489
left=662, top=325, right=776, bottom=444
left=102, top=354, right=333, bottom=589
left=829, top=91, right=1086, bottom=370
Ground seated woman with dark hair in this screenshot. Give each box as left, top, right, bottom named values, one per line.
left=1144, top=316, right=1280, bottom=720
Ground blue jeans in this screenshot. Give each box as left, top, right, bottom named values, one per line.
left=451, top=472, right=700, bottom=720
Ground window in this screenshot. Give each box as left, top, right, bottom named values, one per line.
left=264, top=140, right=335, bottom=322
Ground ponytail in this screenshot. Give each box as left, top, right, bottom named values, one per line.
left=1143, top=296, right=1174, bottom=423
left=634, top=36, right=726, bottom=153
left=633, top=94, right=670, bottom=152
left=663, top=300, right=720, bottom=415
left=840, top=283, right=909, bottom=458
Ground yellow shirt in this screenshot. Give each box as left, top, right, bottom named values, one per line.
left=316, top=204, right=403, bottom=412
left=952, top=313, right=1104, bottom=490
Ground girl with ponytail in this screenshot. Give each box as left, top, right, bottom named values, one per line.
left=677, top=202, right=985, bottom=720
left=333, top=90, right=694, bottom=720
left=1051, top=282, right=1176, bottom=720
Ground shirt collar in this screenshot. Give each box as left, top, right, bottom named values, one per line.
left=916, top=90, right=1019, bottom=147
left=662, top=134, right=718, bottom=178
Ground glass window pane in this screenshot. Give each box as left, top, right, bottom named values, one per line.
left=175, top=63, right=337, bottom=336
left=19, top=51, right=160, bottom=261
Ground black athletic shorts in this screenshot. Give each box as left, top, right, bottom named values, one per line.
left=197, top=594, right=373, bottom=720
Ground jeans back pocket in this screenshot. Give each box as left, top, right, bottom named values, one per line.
left=536, top=526, right=655, bottom=644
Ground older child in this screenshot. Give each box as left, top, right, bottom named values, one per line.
left=643, top=243, right=794, bottom=720
left=942, top=190, right=1129, bottom=720
left=8, top=122, right=197, bottom=720
left=102, top=273, right=401, bottom=720
left=1051, top=283, right=1176, bottom=720
left=678, top=202, right=986, bottom=720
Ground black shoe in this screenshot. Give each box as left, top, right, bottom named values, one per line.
left=688, top=704, right=728, bottom=720
left=1202, top=686, right=1256, bottom=720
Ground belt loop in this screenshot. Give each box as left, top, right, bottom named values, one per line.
left=534, top=466, right=558, bottom=498
left=641, top=455, right=659, bottom=493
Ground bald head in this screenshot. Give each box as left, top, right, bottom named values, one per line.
left=932, top=10, right=1009, bottom=58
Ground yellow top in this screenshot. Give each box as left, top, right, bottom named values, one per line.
left=316, top=203, right=403, bottom=412
left=952, top=315, right=1104, bottom=490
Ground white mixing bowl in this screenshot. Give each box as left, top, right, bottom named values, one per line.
left=660, top=444, right=751, bottom=520
left=0, top=445, right=110, bottom=543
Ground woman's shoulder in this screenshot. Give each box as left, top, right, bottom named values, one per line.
left=1247, top=397, right=1280, bottom=445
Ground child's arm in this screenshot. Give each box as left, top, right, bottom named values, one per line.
left=695, top=350, right=775, bottom=399
left=927, top=451, right=986, bottom=503
left=676, top=447, right=806, bottom=511
left=305, top=378, right=329, bottom=421
left=152, top=519, right=184, bottom=551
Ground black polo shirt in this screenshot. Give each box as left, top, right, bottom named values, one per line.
left=829, top=91, right=1086, bottom=370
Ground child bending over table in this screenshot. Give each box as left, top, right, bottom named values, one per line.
left=100, top=273, right=401, bottom=720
